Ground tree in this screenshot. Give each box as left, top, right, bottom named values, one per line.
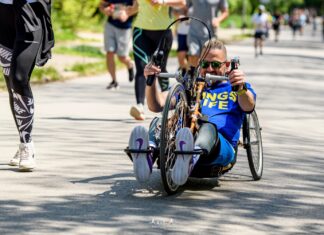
left=52, top=0, right=101, bottom=32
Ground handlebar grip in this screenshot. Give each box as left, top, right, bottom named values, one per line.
left=231, top=57, right=240, bottom=91
left=146, top=75, right=155, bottom=86
left=205, top=74, right=228, bottom=81
left=158, top=72, right=179, bottom=79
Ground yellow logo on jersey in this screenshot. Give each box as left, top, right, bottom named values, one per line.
left=202, top=91, right=237, bottom=110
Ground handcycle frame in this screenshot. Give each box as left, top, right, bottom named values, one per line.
left=125, top=16, right=263, bottom=195
left=157, top=69, right=263, bottom=195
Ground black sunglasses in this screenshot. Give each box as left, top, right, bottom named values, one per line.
left=200, top=60, right=226, bottom=69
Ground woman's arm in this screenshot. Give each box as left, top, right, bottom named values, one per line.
left=144, top=64, right=169, bottom=113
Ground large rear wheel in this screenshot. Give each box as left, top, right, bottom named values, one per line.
left=160, top=83, right=188, bottom=195
left=243, top=111, right=263, bottom=180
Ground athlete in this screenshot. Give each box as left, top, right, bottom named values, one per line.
left=99, top=0, right=136, bottom=90
left=252, top=5, right=269, bottom=57
left=127, top=0, right=186, bottom=121
left=0, top=0, right=54, bottom=171
left=128, top=39, right=256, bottom=185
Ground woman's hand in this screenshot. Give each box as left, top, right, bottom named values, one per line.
left=144, top=63, right=161, bottom=78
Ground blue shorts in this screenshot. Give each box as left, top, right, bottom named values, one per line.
left=210, top=133, right=235, bottom=166
left=189, top=132, right=236, bottom=178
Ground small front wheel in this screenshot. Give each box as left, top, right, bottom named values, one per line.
left=160, top=83, right=188, bottom=195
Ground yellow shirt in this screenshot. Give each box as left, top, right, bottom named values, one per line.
left=133, top=0, right=173, bottom=30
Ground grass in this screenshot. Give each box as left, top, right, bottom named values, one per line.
left=0, top=74, right=5, bottom=90
left=0, top=66, right=61, bottom=90
left=54, top=45, right=105, bottom=58
left=66, top=60, right=106, bottom=76
left=54, top=28, right=78, bottom=42
left=31, top=66, right=61, bottom=82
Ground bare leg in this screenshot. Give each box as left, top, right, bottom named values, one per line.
left=254, top=38, right=258, bottom=57
left=177, top=51, right=188, bottom=70
left=106, top=52, right=116, bottom=82
left=118, top=55, right=134, bottom=82
left=259, top=38, right=264, bottom=55
left=188, top=55, right=199, bottom=68
left=117, top=55, right=133, bottom=69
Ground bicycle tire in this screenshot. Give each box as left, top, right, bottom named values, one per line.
left=160, top=83, right=188, bottom=195
left=243, top=110, right=263, bottom=180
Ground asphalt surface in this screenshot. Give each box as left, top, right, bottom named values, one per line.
left=0, top=25, right=323, bottom=234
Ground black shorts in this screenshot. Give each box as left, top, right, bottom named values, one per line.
left=272, top=23, right=280, bottom=31
left=177, top=34, right=188, bottom=52
left=254, top=31, right=265, bottom=39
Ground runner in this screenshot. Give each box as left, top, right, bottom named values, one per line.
left=128, top=0, right=186, bottom=121
left=0, top=0, right=54, bottom=171
left=252, top=5, right=269, bottom=57
left=99, top=0, right=136, bottom=90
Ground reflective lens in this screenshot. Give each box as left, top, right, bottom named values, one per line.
left=201, top=60, right=226, bottom=69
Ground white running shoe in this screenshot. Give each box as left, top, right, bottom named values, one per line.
left=19, top=142, right=36, bottom=171
left=9, top=142, right=35, bottom=166
left=129, top=126, right=152, bottom=182
left=171, top=128, right=194, bottom=186
left=130, top=104, right=145, bottom=121
left=9, top=149, right=20, bottom=166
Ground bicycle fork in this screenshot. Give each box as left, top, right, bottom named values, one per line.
left=189, top=81, right=205, bottom=133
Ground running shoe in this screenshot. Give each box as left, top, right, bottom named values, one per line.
left=129, top=126, right=152, bottom=182
left=19, top=142, right=36, bottom=171
left=171, top=127, right=194, bottom=186
left=9, top=141, right=35, bottom=167
left=8, top=149, right=20, bottom=166
left=106, top=81, right=119, bottom=90
left=130, top=104, right=145, bottom=121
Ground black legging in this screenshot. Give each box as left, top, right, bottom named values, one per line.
left=0, top=2, right=43, bottom=143
left=133, top=27, right=172, bottom=105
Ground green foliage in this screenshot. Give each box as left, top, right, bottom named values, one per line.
left=52, top=0, right=104, bottom=32
left=67, top=60, right=106, bottom=76
left=31, top=67, right=61, bottom=82
left=0, top=67, right=60, bottom=90
left=228, top=0, right=307, bottom=15
left=54, top=45, right=104, bottom=58
left=266, top=0, right=304, bottom=14
left=221, top=14, right=253, bottom=29
left=53, top=28, right=78, bottom=42
left=0, top=74, right=5, bottom=90
left=305, top=0, right=324, bottom=15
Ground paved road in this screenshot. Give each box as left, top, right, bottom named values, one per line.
left=0, top=25, right=323, bottom=234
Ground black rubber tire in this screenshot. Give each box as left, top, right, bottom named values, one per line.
left=243, top=111, right=263, bottom=180
left=160, top=83, right=188, bottom=195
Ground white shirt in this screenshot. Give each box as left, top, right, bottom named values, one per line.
left=0, top=0, right=38, bottom=4
left=252, top=13, right=268, bottom=33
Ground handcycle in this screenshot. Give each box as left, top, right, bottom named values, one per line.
left=125, top=17, right=263, bottom=195
left=125, top=65, right=263, bottom=195
left=156, top=63, right=263, bottom=195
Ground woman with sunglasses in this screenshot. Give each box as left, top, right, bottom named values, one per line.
left=127, top=39, right=256, bottom=186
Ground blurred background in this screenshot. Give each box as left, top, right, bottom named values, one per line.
left=0, top=0, right=323, bottom=89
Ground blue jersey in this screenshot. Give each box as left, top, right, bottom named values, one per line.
left=105, top=0, right=134, bottom=29
left=200, top=81, right=256, bottom=147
